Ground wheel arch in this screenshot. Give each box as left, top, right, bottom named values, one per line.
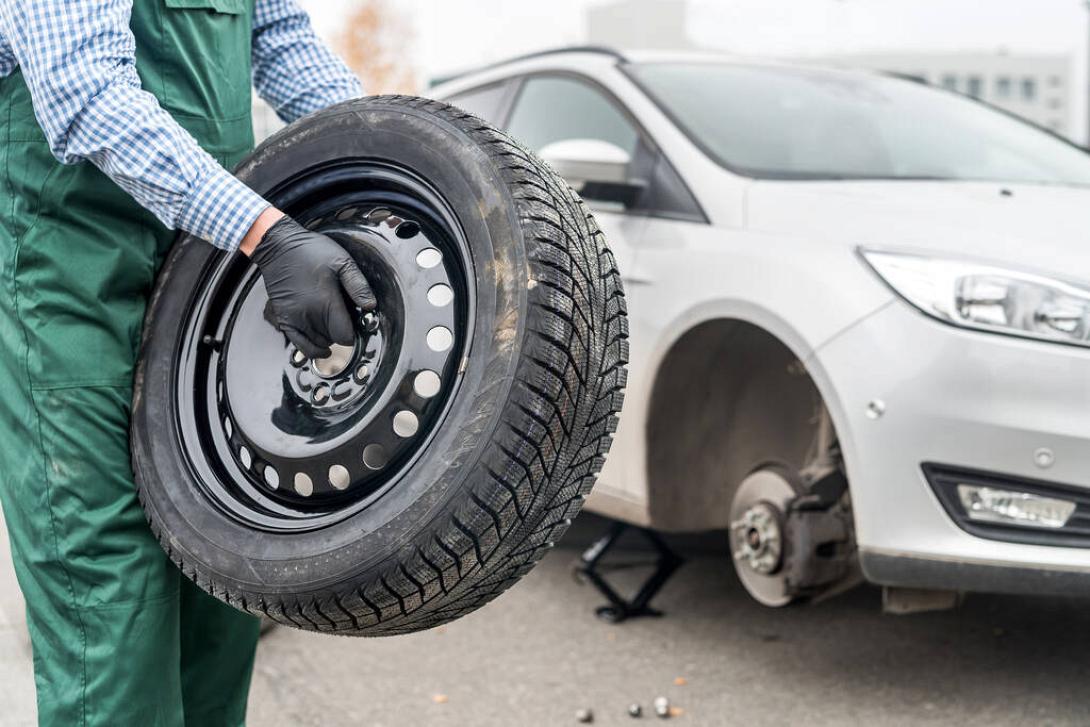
left=640, top=307, right=853, bottom=532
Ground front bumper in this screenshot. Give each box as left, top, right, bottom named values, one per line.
left=858, top=550, right=1090, bottom=596
left=815, top=301, right=1090, bottom=594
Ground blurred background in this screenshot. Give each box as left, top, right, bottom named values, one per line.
left=8, top=2, right=1090, bottom=726
left=268, top=0, right=1090, bottom=144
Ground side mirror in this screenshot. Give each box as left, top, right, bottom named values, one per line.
left=539, top=139, right=645, bottom=207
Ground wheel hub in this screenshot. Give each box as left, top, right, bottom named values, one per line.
left=728, top=467, right=803, bottom=607
left=310, top=342, right=357, bottom=379
left=281, top=313, right=382, bottom=408
left=731, top=502, right=783, bottom=575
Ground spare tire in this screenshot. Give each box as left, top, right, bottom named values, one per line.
left=131, top=96, right=628, bottom=636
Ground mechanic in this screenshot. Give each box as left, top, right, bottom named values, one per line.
left=0, top=1, right=374, bottom=724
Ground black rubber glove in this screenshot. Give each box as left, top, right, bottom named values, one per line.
left=250, top=215, right=377, bottom=359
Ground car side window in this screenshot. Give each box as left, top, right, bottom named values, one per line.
left=506, top=77, right=640, bottom=156
left=445, top=82, right=510, bottom=126
left=503, top=74, right=705, bottom=223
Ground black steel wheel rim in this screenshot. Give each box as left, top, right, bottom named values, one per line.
left=174, top=161, right=475, bottom=532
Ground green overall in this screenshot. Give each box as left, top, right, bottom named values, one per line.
left=0, top=1, right=262, bottom=725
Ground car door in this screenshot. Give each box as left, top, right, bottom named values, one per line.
left=446, top=72, right=705, bottom=499
left=503, top=73, right=709, bottom=494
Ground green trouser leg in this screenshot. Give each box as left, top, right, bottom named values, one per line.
left=0, top=150, right=261, bottom=726
left=180, top=581, right=262, bottom=726
left=0, top=0, right=262, bottom=721
left=0, top=386, right=261, bottom=726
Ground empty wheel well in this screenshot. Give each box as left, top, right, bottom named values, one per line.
left=645, top=319, right=834, bottom=531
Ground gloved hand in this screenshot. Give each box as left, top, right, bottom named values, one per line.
left=250, top=215, right=377, bottom=359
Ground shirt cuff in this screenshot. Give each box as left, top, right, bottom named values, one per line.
left=176, top=165, right=270, bottom=252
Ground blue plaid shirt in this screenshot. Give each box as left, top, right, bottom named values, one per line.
left=0, top=0, right=362, bottom=251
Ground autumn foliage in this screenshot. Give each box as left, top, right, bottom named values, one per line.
left=336, top=0, right=418, bottom=95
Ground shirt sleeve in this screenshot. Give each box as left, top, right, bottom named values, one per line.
left=0, top=0, right=269, bottom=251
left=252, top=0, right=363, bottom=124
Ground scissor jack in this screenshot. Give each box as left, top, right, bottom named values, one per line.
left=573, top=521, right=683, bottom=623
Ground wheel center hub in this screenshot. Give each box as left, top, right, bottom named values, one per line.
left=281, top=308, right=382, bottom=408
left=731, top=502, right=784, bottom=575
left=312, top=343, right=356, bottom=379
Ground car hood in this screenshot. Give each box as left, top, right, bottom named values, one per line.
left=745, top=180, right=1090, bottom=281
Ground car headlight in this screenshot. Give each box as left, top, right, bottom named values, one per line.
left=860, top=249, right=1090, bottom=347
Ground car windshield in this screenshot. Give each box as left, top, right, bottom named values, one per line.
left=628, top=62, right=1090, bottom=186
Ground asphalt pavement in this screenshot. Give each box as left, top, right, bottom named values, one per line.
left=3, top=513, right=1090, bottom=726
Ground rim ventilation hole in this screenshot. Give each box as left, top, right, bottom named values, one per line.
left=392, top=411, right=420, bottom=438
left=427, top=284, right=454, bottom=307
left=263, top=465, right=280, bottom=489
left=395, top=220, right=421, bottom=239
left=368, top=208, right=391, bottom=224
left=224, top=417, right=233, bottom=438
left=238, top=446, right=252, bottom=470
left=335, top=206, right=358, bottom=221
left=416, top=248, right=442, bottom=269
left=294, top=472, right=313, bottom=497
left=426, top=326, right=453, bottom=352
left=328, top=464, right=351, bottom=491
left=362, top=444, right=388, bottom=470
left=413, top=370, right=441, bottom=398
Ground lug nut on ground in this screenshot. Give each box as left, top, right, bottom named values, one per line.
left=628, top=703, right=643, bottom=717
left=575, top=707, right=594, bottom=723
left=653, top=696, right=670, bottom=718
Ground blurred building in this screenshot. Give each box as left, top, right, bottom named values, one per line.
left=820, top=51, right=1073, bottom=138
left=586, top=0, right=693, bottom=51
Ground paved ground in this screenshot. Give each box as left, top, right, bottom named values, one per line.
left=4, top=514, right=1090, bottom=726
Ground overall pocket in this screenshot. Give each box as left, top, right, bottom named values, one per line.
left=138, top=0, right=254, bottom=132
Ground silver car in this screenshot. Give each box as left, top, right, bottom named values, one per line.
left=432, top=48, right=1090, bottom=608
